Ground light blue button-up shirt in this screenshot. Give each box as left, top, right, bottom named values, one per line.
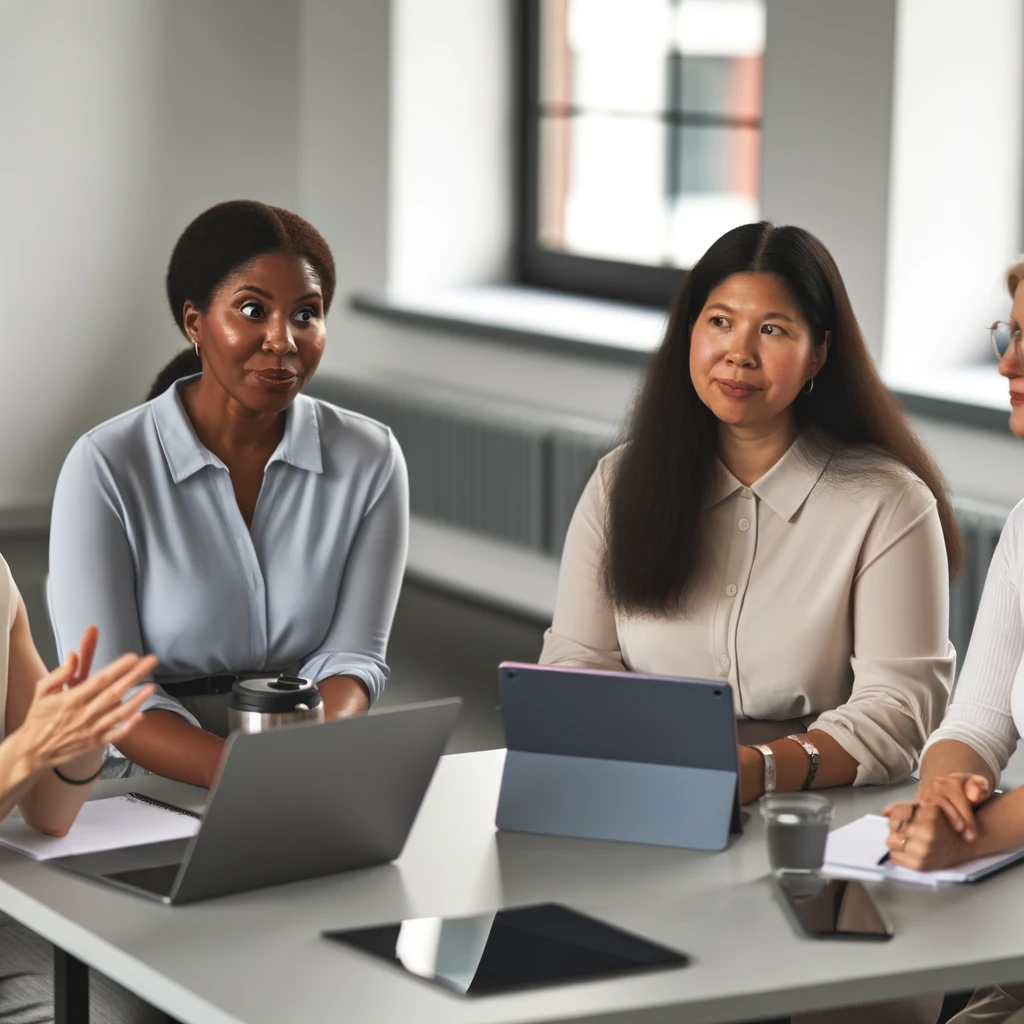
left=48, top=377, right=408, bottom=725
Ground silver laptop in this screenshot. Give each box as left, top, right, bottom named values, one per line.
left=495, top=663, right=741, bottom=851
left=51, top=699, right=461, bottom=904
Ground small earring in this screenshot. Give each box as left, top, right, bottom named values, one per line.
left=803, top=377, right=814, bottom=395
left=193, top=341, right=200, bottom=358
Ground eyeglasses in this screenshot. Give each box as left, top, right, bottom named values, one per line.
left=992, top=320, right=1023, bottom=363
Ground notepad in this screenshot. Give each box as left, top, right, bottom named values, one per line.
left=822, top=813, right=1024, bottom=887
left=0, top=793, right=201, bottom=861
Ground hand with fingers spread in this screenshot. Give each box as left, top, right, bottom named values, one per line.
left=882, top=800, right=974, bottom=872
left=11, top=628, right=157, bottom=775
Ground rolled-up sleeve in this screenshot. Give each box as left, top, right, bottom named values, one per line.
left=810, top=481, right=955, bottom=785
left=299, top=437, right=408, bottom=703
left=48, top=437, right=199, bottom=726
left=539, top=457, right=628, bottom=673
left=922, top=503, right=1023, bottom=779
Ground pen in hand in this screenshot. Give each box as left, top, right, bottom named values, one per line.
left=878, top=802, right=919, bottom=866
left=877, top=790, right=1001, bottom=867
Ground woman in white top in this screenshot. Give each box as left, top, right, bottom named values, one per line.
left=542, top=221, right=962, bottom=808
left=884, top=261, right=1024, bottom=1023
left=0, top=556, right=162, bottom=1022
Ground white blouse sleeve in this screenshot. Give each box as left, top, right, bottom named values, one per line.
left=922, top=501, right=1024, bottom=779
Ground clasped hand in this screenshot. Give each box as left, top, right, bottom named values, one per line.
left=882, top=772, right=990, bottom=872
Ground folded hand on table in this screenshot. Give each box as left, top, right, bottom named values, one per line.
left=888, top=772, right=990, bottom=842
left=882, top=801, right=974, bottom=872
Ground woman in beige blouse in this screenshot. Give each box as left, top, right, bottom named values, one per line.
left=542, top=221, right=961, bottom=808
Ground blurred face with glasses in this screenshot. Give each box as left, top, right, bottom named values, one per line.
left=992, top=278, right=1024, bottom=436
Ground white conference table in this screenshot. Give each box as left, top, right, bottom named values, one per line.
left=2, top=749, right=1024, bottom=1024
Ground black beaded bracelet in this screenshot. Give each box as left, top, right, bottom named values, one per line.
left=53, top=764, right=103, bottom=786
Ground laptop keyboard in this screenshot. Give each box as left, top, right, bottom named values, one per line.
left=105, top=863, right=182, bottom=898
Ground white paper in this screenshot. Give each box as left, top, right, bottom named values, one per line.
left=824, top=814, right=892, bottom=872
left=0, top=795, right=200, bottom=861
left=822, top=813, right=1024, bottom=887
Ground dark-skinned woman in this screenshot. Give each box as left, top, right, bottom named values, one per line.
left=47, top=201, right=409, bottom=788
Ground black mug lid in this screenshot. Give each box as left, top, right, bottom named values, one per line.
left=227, top=674, right=323, bottom=714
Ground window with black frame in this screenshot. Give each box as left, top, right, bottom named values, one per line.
left=519, top=0, right=766, bottom=308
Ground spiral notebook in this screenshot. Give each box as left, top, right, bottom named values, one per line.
left=0, top=793, right=201, bottom=862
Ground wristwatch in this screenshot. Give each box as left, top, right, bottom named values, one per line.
left=753, top=743, right=776, bottom=793
left=785, top=734, right=820, bottom=790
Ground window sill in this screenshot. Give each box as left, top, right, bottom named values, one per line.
left=887, top=365, right=1009, bottom=433
left=350, top=285, right=665, bottom=366
left=352, top=286, right=1011, bottom=434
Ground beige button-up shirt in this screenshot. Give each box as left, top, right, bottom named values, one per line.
left=540, top=434, right=955, bottom=785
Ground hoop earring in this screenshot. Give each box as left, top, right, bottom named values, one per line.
left=193, top=342, right=200, bottom=358
left=803, top=377, right=814, bottom=395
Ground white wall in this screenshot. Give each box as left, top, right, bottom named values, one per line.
left=298, top=0, right=391, bottom=375
left=388, top=0, right=514, bottom=292
left=0, top=0, right=299, bottom=509
left=760, top=0, right=897, bottom=362
left=883, top=0, right=1023, bottom=378
left=6, top=0, right=1024, bottom=515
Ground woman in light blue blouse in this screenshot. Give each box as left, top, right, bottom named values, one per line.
left=48, top=200, right=409, bottom=788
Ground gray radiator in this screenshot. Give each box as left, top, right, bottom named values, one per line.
left=324, top=383, right=548, bottom=549
left=309, top=375, right=1007, bottom=670
left=308, top=375, right=614, bottom=556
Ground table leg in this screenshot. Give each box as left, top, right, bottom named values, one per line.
left=54, top=946, right=89, bottom=1024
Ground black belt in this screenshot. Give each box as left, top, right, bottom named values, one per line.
left=163, top=674, right=238, bottom=697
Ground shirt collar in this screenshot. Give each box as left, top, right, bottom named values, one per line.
left=268, top=392, right=323, bottom=474
left=151, top=376, right=323, bottom=484
left=703, top=432, right=833, bottom=522
left=704, top=460, right=745, bottom=510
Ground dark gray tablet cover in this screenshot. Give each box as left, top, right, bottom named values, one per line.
left=496, top=664, right=740, bottom=851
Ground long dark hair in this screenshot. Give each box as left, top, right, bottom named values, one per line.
left=147, top=199, right=336, bottom=401
left=603, top=221, right=963, bottom=615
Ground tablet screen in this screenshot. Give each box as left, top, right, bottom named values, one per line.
left=323, top=903, right=689, bottom=995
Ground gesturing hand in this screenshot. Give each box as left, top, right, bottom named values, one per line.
left=14, top=632, right=157, bottom=773
left=884, top=772, right=990, bottom=842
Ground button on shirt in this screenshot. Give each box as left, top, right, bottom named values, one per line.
left=539, top=434, right=955, bottom=785
left=48, top=378, right=409, bottom=725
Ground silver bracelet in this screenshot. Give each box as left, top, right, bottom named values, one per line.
left=784, top=735, right=820, bottom=790
left=753, top=743, right=776, bottom=793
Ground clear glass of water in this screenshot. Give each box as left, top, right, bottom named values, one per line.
left=759, top=793, right=833, bottom=874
